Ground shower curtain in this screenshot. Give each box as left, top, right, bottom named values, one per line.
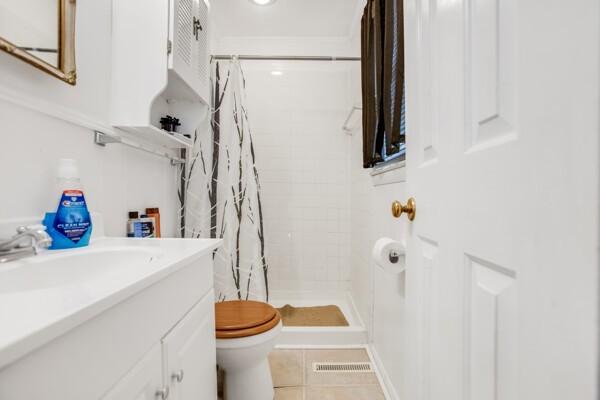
left=181, top=59, right=269, bottom=302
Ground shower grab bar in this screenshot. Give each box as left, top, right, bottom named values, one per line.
left=342, top=106, right=362, bottom=134
left=211, top=55, right=361, bottom=61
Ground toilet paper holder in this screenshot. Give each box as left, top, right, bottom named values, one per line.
left=373, top=238, right=405, bottom=274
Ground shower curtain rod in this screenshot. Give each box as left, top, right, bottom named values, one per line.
left=211, top=55, right=361, bottom=61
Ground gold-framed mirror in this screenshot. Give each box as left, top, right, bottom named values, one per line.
left=0, top=0, right=77, bottom=85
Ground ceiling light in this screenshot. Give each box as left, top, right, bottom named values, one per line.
left=271, top=71, right=283, bottom=76
left=250, top=0, right=276, bottom=5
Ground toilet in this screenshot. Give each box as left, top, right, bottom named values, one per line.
left=215, top=300, right=282, bottom=400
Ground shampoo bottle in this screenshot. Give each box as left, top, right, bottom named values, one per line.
left=127, top=211, right=140, bottom=237
left=145, top=207, right=161, bottom=238
left=43, top=159, right=92, bottom=249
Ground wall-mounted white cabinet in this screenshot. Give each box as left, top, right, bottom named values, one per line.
left=110, top=0, right=211, bottom=148
left=169, top=0, right=210, bottom=102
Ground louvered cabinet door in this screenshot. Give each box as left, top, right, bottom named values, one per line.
left=170, top=0, right=197, bottom=93
left=193, top=0, right=210, bottom=101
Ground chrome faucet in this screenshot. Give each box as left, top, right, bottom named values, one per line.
left=0, top=225, right=52, bottom=263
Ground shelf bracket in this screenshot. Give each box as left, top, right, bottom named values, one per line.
left=94, top=131, right=122, bottom=146
left=94, top=131, right=186, bottom=166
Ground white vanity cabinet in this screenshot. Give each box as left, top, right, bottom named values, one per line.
left=103, top=292, right=216, bottom=400
left=163, top=291, right=217, bottom=400
left=0, top=246, right=219, bottom=400
left=101, top=344, right=164, bottom=400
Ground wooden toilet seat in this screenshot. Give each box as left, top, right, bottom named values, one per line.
left=215, top=300, right=281, bottom=339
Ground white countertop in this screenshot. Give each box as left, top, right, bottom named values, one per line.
left=0, top=237, right=221, bottom=370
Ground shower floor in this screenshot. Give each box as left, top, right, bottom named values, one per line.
left=276, top=304, right=349, bottom=327
left=269, top=291, right=368, bottom=345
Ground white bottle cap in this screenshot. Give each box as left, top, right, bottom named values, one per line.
left=57, top=159, right=80, bottom=180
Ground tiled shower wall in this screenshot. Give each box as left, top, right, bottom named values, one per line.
left=241, top=61, right=353, bottom=292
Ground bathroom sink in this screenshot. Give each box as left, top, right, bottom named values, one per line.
left=0, top=236, right=221, bottom=369
left=0, top=247, right=163, bottom=294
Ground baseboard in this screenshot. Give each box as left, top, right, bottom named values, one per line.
left=367, top=344, right=400, bottom=400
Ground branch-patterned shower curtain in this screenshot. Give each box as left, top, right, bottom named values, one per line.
left=181, top=59, right=269, bottom=302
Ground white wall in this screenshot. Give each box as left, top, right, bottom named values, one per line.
left=241, top=61, right=353, bottom=292
left=348, top=58, right=407, bottom=399
left=349, top=141, right=408, bottom=400
left=0, top=0, right=179, bottom=237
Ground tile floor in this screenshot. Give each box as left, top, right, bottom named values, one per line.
left=268, top=348, right=386, bottom=400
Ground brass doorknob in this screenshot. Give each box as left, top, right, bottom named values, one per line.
left=392, top=198, right=416, bottom=221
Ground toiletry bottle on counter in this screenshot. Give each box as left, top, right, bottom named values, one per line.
left=127, top=211, right=140, bottom=237
left=126, top=211, right=156, bottom=238
left=43, top=159, right=92, bottom=249
left=139, top=215, right=156, bottom=238
left=145, top=207, right=161, bottom=238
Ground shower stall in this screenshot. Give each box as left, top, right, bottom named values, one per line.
left=183, top=56, right=368, bottom=344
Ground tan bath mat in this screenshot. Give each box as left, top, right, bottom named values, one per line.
left=276, top=304, right=349, bottom=327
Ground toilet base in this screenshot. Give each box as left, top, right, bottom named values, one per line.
left=216, top=321, right=282, bottom=400
left=223, top=359, right=274, bottom=400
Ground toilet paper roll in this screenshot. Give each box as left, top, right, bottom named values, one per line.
left=372, top=237, right=406, bottom=274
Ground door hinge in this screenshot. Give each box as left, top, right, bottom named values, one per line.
left=167, top=40, right=172, bottom=55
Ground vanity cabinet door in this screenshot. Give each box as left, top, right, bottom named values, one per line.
left=163, top=290, right=217, bottom=400
left=101, top=344, right=166, bottom=400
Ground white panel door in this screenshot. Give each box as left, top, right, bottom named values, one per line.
left=163, top=290, right=217, bottom=400
left=402, top=0, right=598, bottom=400
left=101, top=345, right=164, bottom=400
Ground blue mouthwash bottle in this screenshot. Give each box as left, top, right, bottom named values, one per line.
left=43, top=159, right=92, bottom=249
